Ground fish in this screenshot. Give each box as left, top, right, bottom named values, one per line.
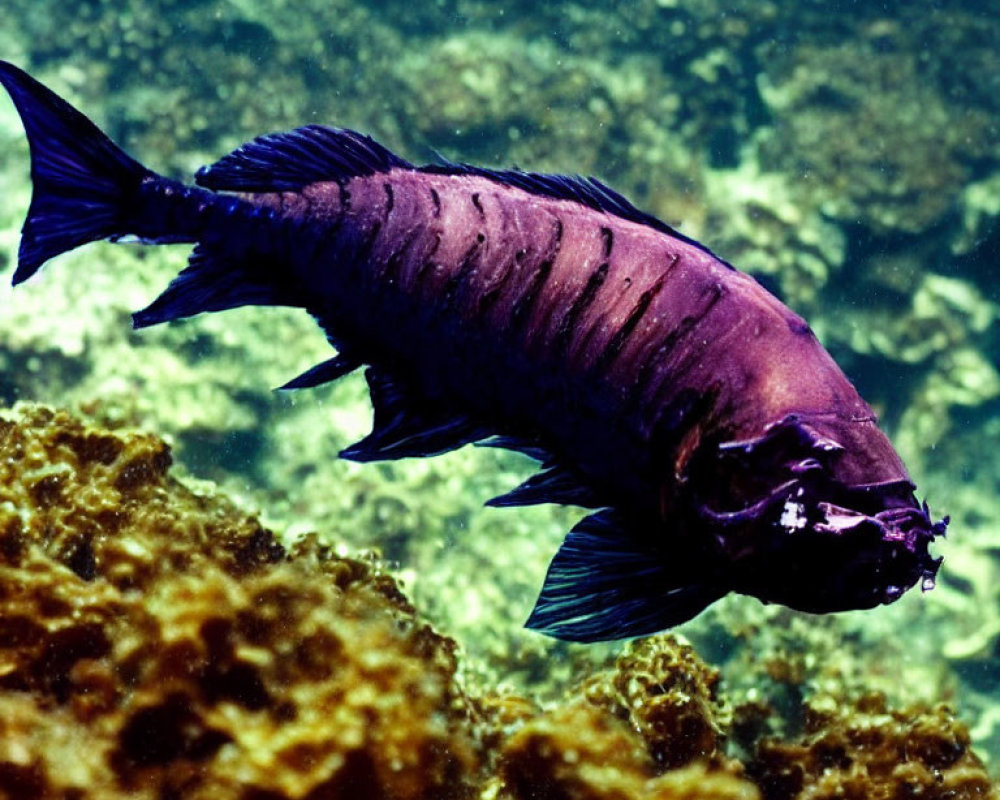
left=0, top=61, right=945, bottom=642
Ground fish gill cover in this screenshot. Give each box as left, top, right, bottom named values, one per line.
left=0, top=0, right=997, bottom=787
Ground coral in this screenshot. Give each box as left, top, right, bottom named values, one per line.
left=581, top=635, right=731, bottom=770
left=5, top=405, right=993, bottom=799
left=748, top=693, right=996, bottom=800
left=0, top=404, right=480, bottom=799
left=498, top=702, right=758, bottom=800
left=490, top=634, right=757, bottom=800
left=0, top=404, right=758, bottom=800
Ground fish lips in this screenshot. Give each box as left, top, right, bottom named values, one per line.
left=726, top=487, right=945, bottom=614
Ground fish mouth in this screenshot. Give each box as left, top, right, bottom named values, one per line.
left=695, top=471, right=946, bottom=613
left=681, top=415, right=946, bottom=615
left=731, top=483, right=946, bottom=613
left=811, top=495, right=946, bottom=604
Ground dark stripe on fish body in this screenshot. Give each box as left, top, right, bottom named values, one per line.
left=474, top=253, right=516, bottom=318
left=607, top=253, right=683, bottom=383
left=508, top=219, right=562, bottom=334
left=411, top=233, right=443, bottom=292
left=600, top=226, right=614, bottom=259
left=430, top=187, right=441, bottom=217
left=644, top=282, right=727, bottom=413
left=550, top=261, right=610, bottom=359
left=469, top=198, right=524, bottom=319
left=383, top=183, right=395, bottom=216
left=510, top=259, right=554, bottom=334
left=440, top=238, right=484, bottom=312
left=593, top=275, right=666, bottom=376
left=377, top=224, right=425, bottom=285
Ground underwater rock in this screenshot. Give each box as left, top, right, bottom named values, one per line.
left=748, top=693, right=996, bottom=800
left=581, top=635, right=731, bottom=770
left=0, top=404, right=995, bottom=798
left=0, top=403, right=479, bottom=799
left=498, top=701, right=758, bottom=800
left=0, top=404, right=764, bottom=800
left=756, top=39, right=997, bottom=236
left=494, top=634, right=757, bottom=800
left=700, top=163, right=845, bottom=310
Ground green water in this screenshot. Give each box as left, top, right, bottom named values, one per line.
left=0, top=0, right=997, bottom=779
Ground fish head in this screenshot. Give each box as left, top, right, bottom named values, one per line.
left=685, top=414, right=945, bottom=614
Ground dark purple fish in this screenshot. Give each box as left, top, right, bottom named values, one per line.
left=0, top=62, right=945, bottom=641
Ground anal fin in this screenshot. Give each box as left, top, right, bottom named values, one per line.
left=476, top=435, right=552, bottom=465
left=340, top=368, right=492, bottom=462
left=525, top=509, right=722, bottom=642
left=278, top=353, right=361, bottom=390
left=487, top=464, right=604, bottom=509
left=133, top=244, right=298, bottom=328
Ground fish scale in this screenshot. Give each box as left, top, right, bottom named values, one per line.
left=0, top=60, right=945, bottom=642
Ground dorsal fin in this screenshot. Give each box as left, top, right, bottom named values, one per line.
left=195, top=125, right=412, bottom=193
left=340, top=368, right=492, bottom=462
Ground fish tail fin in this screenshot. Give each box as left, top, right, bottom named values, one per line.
left=0, top=61, right=152, bottom=285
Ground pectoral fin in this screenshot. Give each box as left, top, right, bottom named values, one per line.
left=526, top=509, right=722, bottom=642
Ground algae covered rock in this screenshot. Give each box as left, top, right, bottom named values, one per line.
left=755, top=37, right=997, bottom=236
left=748, top=693, right=995, bottom=800
left=498, top=701, right=758, bottom=800
left=0, top=405, right=995, bottom=799
left=0, top=404, right=479, bottom=799
left=582, top=634, right=731, bottom=770
left=495, top=634, right=758, bottom=800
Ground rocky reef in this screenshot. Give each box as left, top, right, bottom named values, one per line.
left=0, top=404, right=478, bottom=798
left=1, top=0, right=997, bottom=686
left=749, top=693, right=994, bottom=800
left=0, top=404, right=995, bottom=799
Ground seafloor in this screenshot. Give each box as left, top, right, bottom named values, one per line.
left=0, top=0, right=997, bottom=796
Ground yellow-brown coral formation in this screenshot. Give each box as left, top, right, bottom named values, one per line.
left=0, top=404, right=995, bottom=800
left=491, top=635, right=757, bottom=800
left=0, top=404, right=478, bottom=799
left=749, top=693, right=995, bottom=800
left=583, top=635, right=731, bottom=769
left=498, top=700, right=758, bottom=800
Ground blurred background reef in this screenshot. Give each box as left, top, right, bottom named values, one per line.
left=0, top=0, right=997, bottom=795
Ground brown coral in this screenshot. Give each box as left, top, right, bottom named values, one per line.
left=498, top=701, right=758, bottom=800
left=748, top=692, right=995, bottom=800
left=0, top=404, right=995, bottom=800
left=582, top=635, right=731, bottom=769
left=492, top=634, right=756, bottom=800
left=0, top=404, right=478, bottom=799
